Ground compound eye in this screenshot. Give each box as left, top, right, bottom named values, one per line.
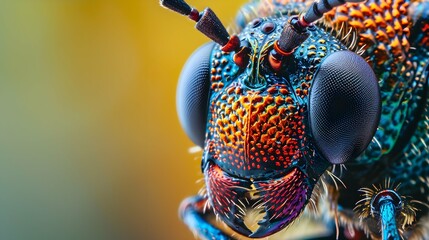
left=309, top=51, right=381, bottom=164
left=176, top=42, right=215, bottom=147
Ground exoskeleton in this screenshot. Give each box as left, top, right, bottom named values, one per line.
left=161, top=0, right=429, bottom=239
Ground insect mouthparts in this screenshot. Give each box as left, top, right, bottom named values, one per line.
left=163, top=0, right=429, bottom=238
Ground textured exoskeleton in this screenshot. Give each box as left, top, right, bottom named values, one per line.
left=162, top=0, right=429, bottom=239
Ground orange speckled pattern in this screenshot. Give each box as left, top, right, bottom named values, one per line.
left=205, top=82, right=306, bottom=179
left=323, top=0, right=412, bottom=66
left=173, top=0, right=429, bottom=238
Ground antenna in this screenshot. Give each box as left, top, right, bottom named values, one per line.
left=160, top=0, right=250, bottom=68
left=269, top=0, right=365, bottom=71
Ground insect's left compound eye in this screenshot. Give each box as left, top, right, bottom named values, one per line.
left=309, top=50, right=381, bottom=164
left=176, top=42, right=215, bottom=147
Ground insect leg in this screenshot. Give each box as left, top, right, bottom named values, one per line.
left=378, top=200, right=401, bottom=240
left=370, top=190, right=402, bottom=240
left=180, top=195, right=233, bottom=240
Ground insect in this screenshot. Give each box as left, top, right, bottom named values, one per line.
left=161, top=0, right=429, bottom=239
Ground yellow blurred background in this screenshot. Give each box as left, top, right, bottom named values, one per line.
left=0, top=1, right=243, bottom=239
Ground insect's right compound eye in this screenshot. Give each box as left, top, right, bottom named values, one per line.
left=309, top=50, right=381, bottom=165
left=176, top=42, right=215, bottom=147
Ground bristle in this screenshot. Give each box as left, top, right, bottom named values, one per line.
left=354, top=179, right=419, bottom=238
left=318, top=19, right=368, bottom=55
left=188, top=145, right=202, bottom=154
left=408, top=215, right=429, bottom=240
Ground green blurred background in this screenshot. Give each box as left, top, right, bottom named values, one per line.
left=0, top=1, right=243, bottom=239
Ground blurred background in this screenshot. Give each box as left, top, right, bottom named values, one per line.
left=0, top=1, right=243, bottom=239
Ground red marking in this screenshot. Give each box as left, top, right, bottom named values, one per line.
left=262, top=22, right=275, bottom=34
left=298, top=15, right=311, bottom=27
left=274, top=41, right=293, bottom=56
left=233, top=47, right=251, bottom=68
left=188, top=8, right=200, bottom=22
left=251, top=18, right=262, bottom=27
left=221, top=35, right=240, bottom=52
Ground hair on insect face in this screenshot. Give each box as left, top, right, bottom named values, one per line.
left=169, top=2, right=382, bottom=237
left=158, top=0, right=424, bottom=239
